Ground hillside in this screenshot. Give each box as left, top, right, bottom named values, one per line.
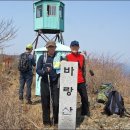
left=0, top=56, right=130, bottom=129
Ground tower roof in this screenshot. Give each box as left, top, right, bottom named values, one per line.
left=35, top=43, right=71, bottom=52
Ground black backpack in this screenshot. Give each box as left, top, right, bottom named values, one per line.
left=104, top=90, right=125, bottom=117
left=18, top=53, right=30, bottom=72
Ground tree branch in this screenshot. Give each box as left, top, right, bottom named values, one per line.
left=0, top=19, right=17, bottom=48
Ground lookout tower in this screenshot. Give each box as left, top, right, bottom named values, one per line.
left=33, top=0, right=71, bottom=96
left=34, top=0, right=64, bottom=33
left=32, top=0, right=65, bottom=49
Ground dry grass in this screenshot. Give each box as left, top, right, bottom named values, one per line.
left=0, top=68, right=36, bottom=129
left=86, top=54, right=130, bottom=98
left=0, top=71, right=20, bottom=129
left=0, top=53, right=130, bottom=129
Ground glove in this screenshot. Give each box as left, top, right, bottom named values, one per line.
left=45, top=67, right=51, bottom=73
left=89, top=69, right=94, bottom=76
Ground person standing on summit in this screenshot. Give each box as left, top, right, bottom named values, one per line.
left=36, top=41, right=60, bottom=126
left=66, top=41, right=91, bottom=117
left=18, top=44, right=36, bottom=104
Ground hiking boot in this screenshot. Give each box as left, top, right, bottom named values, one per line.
left=83, top=115, right=88, bottom=119
left=54, top=119, right=58, bottom=124
left=44, top=124, right=50, bottom=128
left=79, top=115, right=85, bottom=123
left=87, top=110, right=91, bottom=117
left=81, top=111, right=91, bottom=117
left=54, top=124, right=58, bottom=129
left=19, top=96, right=23, bottom=101
left=43, top=122, right=51, bottom=128
left=26, top=100, right=33, bottom=104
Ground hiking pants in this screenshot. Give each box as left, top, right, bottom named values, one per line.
left=78, top=82, right=89, bottom=115
left=41, top=78, right=59, bottom=124
left=19, top=72, right=33, bottom=100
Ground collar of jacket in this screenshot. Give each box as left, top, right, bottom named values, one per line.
left=71, top=52, right=81, bottom=56
left=25, top=51, right=31, bottom=54
left=47, top=52, right=57, bottom=58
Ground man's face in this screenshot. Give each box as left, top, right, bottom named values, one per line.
left=70, top=46, right=79, bottom=53
left=47, top=46, right=56, bottom=55
left=27, top=48, right=33, bottom=53
left=30, top=49, right=33, bottom=53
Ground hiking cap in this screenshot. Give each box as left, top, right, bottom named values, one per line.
left=70, top=40, right=79, bottom=47
left=26, top=44, right=33, bottom=49
left=46, top=41, right=56, bottom=48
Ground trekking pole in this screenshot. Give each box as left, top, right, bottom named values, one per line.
left=90, top=75, right=97, bottom=94
left=83, top=51, right=97, bottom=93
left=48, top=74, right=54, bottom=126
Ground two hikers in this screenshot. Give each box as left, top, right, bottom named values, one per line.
left=36, top=40, right=91, bottom=126
left=18, top=44, right=36, bottom=104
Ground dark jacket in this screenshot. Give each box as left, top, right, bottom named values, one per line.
left=19, top=52, right=36, bottom=75
left=36, top=53, right=58, bottom=82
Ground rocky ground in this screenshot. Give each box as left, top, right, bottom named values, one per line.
left=76, top=92, right=130, bottom=130
left=0, top=69, right=130, bottom=130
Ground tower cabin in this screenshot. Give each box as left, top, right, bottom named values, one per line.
left=33, top=0, right=64, bottom=34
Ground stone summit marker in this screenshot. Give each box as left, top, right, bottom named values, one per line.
left=58, top=61, right=78, bottom=130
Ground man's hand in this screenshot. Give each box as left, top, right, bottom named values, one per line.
left=45, top=67, right=51, bottom=73
left=47, top=67, right=51, bottom=72
left=89, top=69, right=94, bottom=76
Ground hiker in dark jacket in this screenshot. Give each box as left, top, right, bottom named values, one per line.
left=36, top=41, right=59, bottom=126
left=66, top=41, right=90, bottom=117
left=18, top=44, right=36, bottom=104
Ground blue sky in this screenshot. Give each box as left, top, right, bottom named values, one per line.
left=0, top=1, right=130, bottom=64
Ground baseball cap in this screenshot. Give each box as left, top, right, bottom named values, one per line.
left=26, top=44, right=33, bottom=49
left=70, top=40, right=79, bottom=47
left=46, top=41, right=56, bottom=48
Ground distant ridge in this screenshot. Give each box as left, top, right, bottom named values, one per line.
left=120, top=63, right=130, bottom=75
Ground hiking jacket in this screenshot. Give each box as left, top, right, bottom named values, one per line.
left=36, top=53, right=58, bottom=82
left=53, top=52, right=67, bottom=74
left=66, top=52, right=87, bottom=84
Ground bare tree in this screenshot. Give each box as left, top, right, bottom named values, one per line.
left=0, top=19, right=17, bottom=48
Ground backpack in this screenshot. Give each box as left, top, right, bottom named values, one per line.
left=18, top=53, right=30, bottom=72
left=97, top=83, right=113, bottom=103
left=104, top=90, right=125, bottom=117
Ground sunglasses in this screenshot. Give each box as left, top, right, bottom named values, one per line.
left=47, top=46, right=57, bottom=48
